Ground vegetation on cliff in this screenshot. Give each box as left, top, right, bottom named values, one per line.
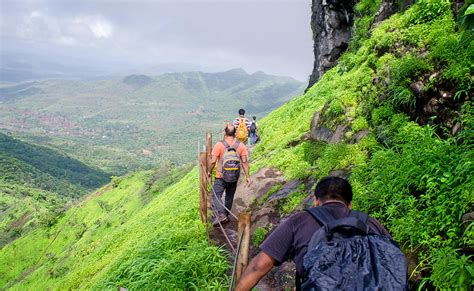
left=252, top=1, right=473, bottom=288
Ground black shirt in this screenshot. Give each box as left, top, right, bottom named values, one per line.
left=260, top=201, right=390, bottom=277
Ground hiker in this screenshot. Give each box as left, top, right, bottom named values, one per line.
left=207, top=124, right=251, bottom=226
left=249, top=116, right=259, bottom=145
left=235, top=176, right=407, bottom=290
left=233, top=108, right=251, bottom=144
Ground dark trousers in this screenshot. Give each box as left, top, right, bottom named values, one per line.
left=211, top=178, right=237, bottom=217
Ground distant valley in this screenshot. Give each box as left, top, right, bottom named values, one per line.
left=0, top=69, right=305, bottom=174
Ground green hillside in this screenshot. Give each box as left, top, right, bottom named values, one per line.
left=0, top=167, right=229, bottom=289
left=0, top=133, right=109, bottom=247
left=0, top=133, right=109, bottom=193
left=251, top=1, right=473, bottom=288
left=0, top=69, right=304, bottom=174
left=1, top=1, right=472, bottom=290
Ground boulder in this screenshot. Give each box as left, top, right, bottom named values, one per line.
left=231, top=168, right=285, bottom=214
left=264, top=180, right=302, bottom=206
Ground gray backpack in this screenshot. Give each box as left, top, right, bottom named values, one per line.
left=301, top=207, right=407, bottom=290
left=219, top=140, right=241, bottom=183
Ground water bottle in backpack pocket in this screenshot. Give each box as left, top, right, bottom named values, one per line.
left=220, top=140, right=241, bottom=183
left=301, top=207, right=408, bottom=291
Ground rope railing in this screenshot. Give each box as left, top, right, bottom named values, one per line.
left=197, top=132, right=251, bottom=290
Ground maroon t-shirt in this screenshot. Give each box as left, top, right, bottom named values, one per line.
left=260, top=201, right=390, bottom=277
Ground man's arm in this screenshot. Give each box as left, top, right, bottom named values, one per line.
left=241, top=155, right=251, bottom=186
left=235, top=251, right=275, bottom=291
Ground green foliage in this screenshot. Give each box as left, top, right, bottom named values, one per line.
left=279, top=188, right=307, bottom=216
left=252, top=227, right=269, bottom=248
left=250, top=2, right=473, bottom=288
left=351, top=107, right=473, bottom=287
left=352, top=117, right=369, bottom=132
left=386, top=55, right=432, bottom=108
left=0, top=168, right=229, bottom=289
left=355, top=0, right=382, bottom=15
left=0, top=133, right=109, bottom=194
left=458, top=3, right=474, bottom=31
left=430, top=248, right=473, bottom=289
left=259, top=183, right=283, bottom=206
left=406, top=0, right=451, bottom=25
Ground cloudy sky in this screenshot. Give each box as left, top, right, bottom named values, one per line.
left=0, top=0, right=314, bottom=81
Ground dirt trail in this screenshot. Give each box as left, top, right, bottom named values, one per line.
left=209, top=145, right=299, bottom=290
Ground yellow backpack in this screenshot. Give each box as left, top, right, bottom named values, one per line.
left=236, top=118, right=248, bottom=142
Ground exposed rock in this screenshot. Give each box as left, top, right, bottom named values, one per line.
left=256, top=261, right=296, bottom=290
left=374, top=0, right=415, bottom=24
left=350, top=128, right=369, bottom=144
left=307, top=0, right=357, bottom=89
left=328, top=169, right=350, bottom=179
left=264, top=180, right=302, bottom=206
left=452, top=122, right=462, bottom=135
left=307, top=0, right=415, bottom=90
left=232, top=168, right=285, bottom=214
left=251, top=207, right=279, bottom=233
left=310, top=110, right=334, bottom=142
left=410, top=81, right=425, bottom=95
left=310, top=103, right=349, bottom=144
left=462, top=212, right=474, bottom=224
left=331, top=124, right=348, bottom=143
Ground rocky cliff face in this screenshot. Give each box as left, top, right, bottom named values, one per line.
left=307, top=0, right=415, bottom=90
left=308, top=0, right=357, bottom=89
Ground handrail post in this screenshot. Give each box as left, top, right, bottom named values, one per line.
left=199, top=151, right=208, bottom=224
left=235, top=212, right=251, bottom=283
left=199, top=133, right=213, bottom=225
left=205, top=133, right=213, bottom=210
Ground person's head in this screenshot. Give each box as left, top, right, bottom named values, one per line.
left=252, top=116, right=256, bottom=121
left=238, top=108, right=245, bottom=116
left=224, top=124, right=236, bottom=137
left=314, top=176, right=353, bottom=207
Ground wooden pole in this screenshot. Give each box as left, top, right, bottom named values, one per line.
left=235, top=212, right=251, bottom=282
left=199, top=151, right=208, bottom=224
left=206, top=133, right=212, bottom=170
left=205, top=133, right=213, bottom=212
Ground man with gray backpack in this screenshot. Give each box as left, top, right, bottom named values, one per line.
left=208, top=123, right=251, bottom=227
left=236, top=176, right=407, bottom=290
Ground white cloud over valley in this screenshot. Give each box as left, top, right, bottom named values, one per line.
left=0, top=0, right=313, bottom=80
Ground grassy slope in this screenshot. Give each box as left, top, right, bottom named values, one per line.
left=0, top=168, right=229, bottom=289
left=0, top=133, right=110, bottom=247
left=252, top=1, right=473, bottom=288
left=0, top=133, right=109, bottom=195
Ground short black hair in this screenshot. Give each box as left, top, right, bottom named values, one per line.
left=239, top=108, right=245, bottom=116
left=252, top=116, right=256, bottom=120
left=225, top=124, right=236, bottom=137
left=314, top=176, right=353, bottom=205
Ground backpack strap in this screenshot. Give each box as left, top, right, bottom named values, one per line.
left=325, top=216, right=368, bottom=236
left=349, top=210, right=369, bottom=225
left=305, top=207, right=335, bottom=227
left=221, top=140, right=239, bottom=151
left=306, top=207, right=369, bottom=235
left=222, top=140, right=230, bottom=149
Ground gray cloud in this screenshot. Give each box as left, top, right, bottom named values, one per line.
left=0, top=0, right=313, bottom=81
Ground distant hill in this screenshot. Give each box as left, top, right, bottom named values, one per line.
left=0, top=69, right=305, bottom=174
left=122, top=74, right=154, bottom=87
left=0, top=133, right=109, bottom=246
left=0, top=133, right=109, bottom=192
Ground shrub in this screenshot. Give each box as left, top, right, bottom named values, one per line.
left=406, top=0, right=451, bottom=25
left=253, top=227, right=269, bottom=248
